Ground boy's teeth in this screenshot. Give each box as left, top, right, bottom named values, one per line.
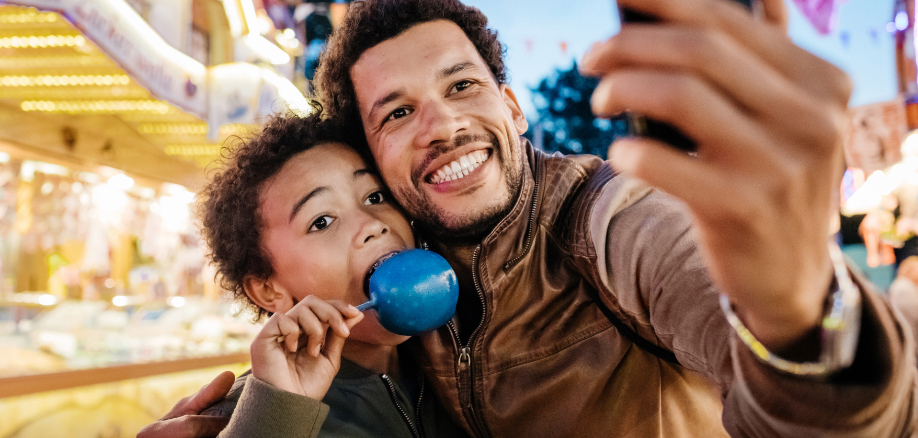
left=430, top=151, right=489, bottom=184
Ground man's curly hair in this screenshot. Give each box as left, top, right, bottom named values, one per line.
left=315, top=0, right=506, bottom=149
left=198, top=105, right=368, bottom=321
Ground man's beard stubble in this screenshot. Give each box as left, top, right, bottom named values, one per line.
left=399, top=133, right=523, bottom=245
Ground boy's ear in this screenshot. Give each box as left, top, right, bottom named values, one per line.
left=243, top=276, right=294, bottom=315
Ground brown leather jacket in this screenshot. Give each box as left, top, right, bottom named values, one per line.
left=413, top=140, right=917, bottom=437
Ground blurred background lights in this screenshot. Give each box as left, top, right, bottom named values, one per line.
left=107, top=174, right=134, bottom=191
left=897, top=10, right=909, bottom=31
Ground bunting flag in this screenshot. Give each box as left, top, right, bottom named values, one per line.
left=790, top=0, right=849, bottom=35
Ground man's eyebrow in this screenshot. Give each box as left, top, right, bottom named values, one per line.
left=438, top=61, right=478, bottom=80
left=289, top=186, right=328, bottom=223
left=368, top=89, right=405, bottom=123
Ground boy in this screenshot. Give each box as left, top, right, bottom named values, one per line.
left=196, top=107, right=469, bottom=438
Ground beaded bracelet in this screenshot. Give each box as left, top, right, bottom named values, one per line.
left=719, top=241, right=862, bottom=377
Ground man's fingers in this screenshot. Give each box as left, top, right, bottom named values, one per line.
left=759, top=0, right=788, bottom=31
left=611, top=0, right=849, bottom=105
left=591, top=70, right=769, bottom=161
left=582, top=24, right=793, bottom=118
left=137, top=415, right=229, bottom=438
left=609, top=137, right=728, bottom=213
left=163, top=371, right=235, bottom=419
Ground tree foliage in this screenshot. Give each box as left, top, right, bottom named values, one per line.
left=524, top=61, right=629, bottom=157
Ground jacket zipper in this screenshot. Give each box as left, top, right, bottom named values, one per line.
left=447, top=156, right=542, bottom=438
left=504, top=157, right=540, bottom=271
left=447, top=245, right=490, bottom=438
left=415, top=378, right=426, bottom=437
left=380, top=374, right=424, bottom=438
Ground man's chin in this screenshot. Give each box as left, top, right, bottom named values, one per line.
left=413, top=201, right=514, bottom=245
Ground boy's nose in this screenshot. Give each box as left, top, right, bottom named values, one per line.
left=356, top=214, right=389, bottom=246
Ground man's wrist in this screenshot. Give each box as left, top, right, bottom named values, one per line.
left=720, top=241, right=863, bottom=377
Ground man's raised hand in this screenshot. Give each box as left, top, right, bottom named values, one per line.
left=582, top=0, right=851, bottom=353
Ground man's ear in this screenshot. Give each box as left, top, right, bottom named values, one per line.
left=243, top=276, right=295, bottom=315
left=500, top=84, right=529, bottom=135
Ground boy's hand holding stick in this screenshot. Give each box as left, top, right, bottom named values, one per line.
left=251, top=296, right=364, bottom=400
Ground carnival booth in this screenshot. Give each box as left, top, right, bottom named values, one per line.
left=0, top=1, right=312, bottom=436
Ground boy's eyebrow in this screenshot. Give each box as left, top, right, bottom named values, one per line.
left=288, top=169, right=374, bottom=223
left=289, top=186, right=328, bottom=223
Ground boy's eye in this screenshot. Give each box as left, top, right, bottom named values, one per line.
left=365, top=191, right=385, bottom=205
left=309, top=215, right=335, bottom=232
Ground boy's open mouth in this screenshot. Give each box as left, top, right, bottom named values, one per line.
left=363, top=250, right=400, bottom=298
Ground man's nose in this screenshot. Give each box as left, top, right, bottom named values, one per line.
left=416, top=99, right=468, bottom=148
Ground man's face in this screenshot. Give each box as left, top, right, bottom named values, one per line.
left=258, top=142, right=414, bottom=346
left=350, top=20, right=529, bottom=241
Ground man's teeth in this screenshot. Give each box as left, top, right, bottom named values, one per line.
left=431, top=150, right=489, bottom=184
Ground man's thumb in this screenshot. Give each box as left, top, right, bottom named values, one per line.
left=182, top=371, right=236, bottom=415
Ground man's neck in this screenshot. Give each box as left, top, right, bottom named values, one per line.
left=429, top=239, right=477, bottom=273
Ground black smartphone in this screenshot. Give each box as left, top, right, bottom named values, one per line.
left=612, top=0, right=755, bottom=153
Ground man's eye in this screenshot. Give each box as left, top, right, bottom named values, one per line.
left=309, top=215, right=335, bottom=232
left=365, top=191, right=385, bottom=205
left=386, top=108, right=410, bottom=123
left=451, top=80, right=472, bottom=94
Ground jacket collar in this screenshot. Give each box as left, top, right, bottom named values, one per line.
left=476, top=138, right=541, bottom=285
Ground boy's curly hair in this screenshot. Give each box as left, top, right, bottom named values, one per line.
left=198, top=105, right=368, bottom=321
left=314, top=0, right=506, bottom=151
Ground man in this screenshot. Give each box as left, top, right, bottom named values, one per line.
left=140, top=0, right=917, bottom=436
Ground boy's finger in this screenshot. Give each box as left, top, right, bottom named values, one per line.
left=287, top=305, right=328, bottom=356
left=345, top=312, right=365, bottom=329
left=328, top=300, right=362, bottom=319
left=322, top=331, right=348, bottom=366
left=304, top=299, right=351, bottom=337
left=275, top=314, right=301, bottom=353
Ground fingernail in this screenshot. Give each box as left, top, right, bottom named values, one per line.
left=610, top=140, right=639, bottom=171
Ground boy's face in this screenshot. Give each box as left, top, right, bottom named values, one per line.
left=258, top=142, right=414, bottom=345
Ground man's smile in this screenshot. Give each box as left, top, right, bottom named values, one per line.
left=427, top=149, right=491, bottom=185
